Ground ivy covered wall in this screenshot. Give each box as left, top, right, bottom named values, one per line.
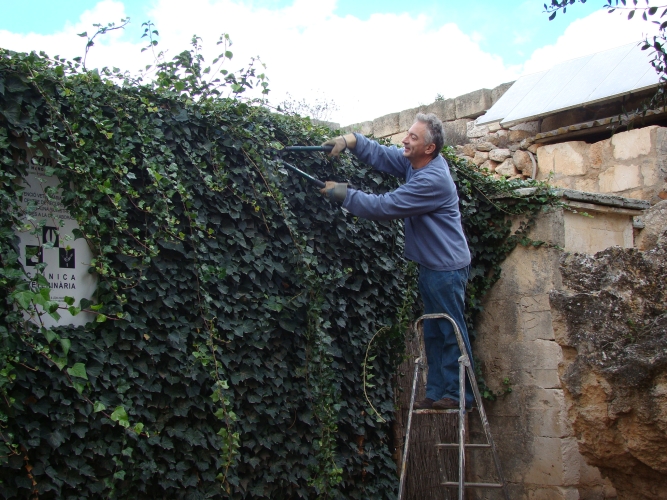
left=0, top=48, right=556, bottom=499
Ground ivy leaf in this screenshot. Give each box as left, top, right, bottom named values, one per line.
left=93, top=401, right=106, bottom=413
left=64, top=296, right=75, bottom=306
left=60, top=338, right=71, bottom=356
left=53, top=356, right=67, bottom=371
left=67, top=363, right=88, bottom=380
left=110, top=406, right=130, bottom=428
left=12, top=291, right=34, bottom=310
left=44, top=329, right=58, bottom=343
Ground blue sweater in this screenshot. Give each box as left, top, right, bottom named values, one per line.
left=343, top=134, right=471, bottom=272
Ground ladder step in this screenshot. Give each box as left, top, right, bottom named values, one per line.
left=441, top=482, right=503, bottom=489
left=436, top=443, right=491, bottom=449
left=412, top=408, right=457, bottom=414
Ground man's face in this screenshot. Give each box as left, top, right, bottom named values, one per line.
left=402, top=121, right=435, bottom=164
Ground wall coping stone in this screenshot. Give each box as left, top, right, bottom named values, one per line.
left=493, top=188, right=651, bottom=211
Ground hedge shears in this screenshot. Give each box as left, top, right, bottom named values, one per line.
left=276, top=145, right=355, bottom=190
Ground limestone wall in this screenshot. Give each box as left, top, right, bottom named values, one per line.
left=469, top=201, right=647, bottom=500
left=535, top=126, right=667, bottom=205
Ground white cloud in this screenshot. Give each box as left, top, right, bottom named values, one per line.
left=144, top=0, right=519, bottom=125
left=1, top=1, right=664, bottom=126
left=521, top=9, right=660, bottom=75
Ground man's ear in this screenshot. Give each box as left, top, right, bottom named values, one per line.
left=425, top=143, right=436, bottom=156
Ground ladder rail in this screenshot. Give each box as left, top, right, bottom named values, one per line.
left=397, top=314, right=510, bottom=500
left=397, top=354, right=422, bottom=500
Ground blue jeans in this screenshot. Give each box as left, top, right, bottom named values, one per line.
left=418, top=264, right=474, bottom=407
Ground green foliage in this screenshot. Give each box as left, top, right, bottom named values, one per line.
left=0, top=45, right=408, bottom=499
left=0, top=39, right=559, bottom=498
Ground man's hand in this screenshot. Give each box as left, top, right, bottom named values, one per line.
left=321, top=133, right=357, bottom=157
left=320, top=181, right=348, bottom=203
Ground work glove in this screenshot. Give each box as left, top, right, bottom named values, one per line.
left=320, top=181, right=348, bottom=203
left=322, top=133, right=357, bottom=157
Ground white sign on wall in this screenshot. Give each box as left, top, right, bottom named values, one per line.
left=17, top=151, right=97, bottom=327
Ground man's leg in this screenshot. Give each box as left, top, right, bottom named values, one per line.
left=418, top=265, right=474, bottom=407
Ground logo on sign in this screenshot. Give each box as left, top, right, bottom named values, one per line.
left=43, top=226, right=59, bottom=247
left=59, top=248, right=75, bottom=269
left=25, top=245, right=43, bottom=266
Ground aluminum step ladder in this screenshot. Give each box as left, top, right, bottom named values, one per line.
left=398, top=313, right=510, bottom=500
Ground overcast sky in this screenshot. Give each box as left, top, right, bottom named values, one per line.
left=0, top=0, right=660, bottom=125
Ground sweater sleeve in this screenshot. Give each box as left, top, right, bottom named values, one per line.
left=351, top=133, right=409, bottom=179
left=342, top=172, right=439, bottom=221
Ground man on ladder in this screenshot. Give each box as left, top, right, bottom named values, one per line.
left=320, top=113, right=475, bottom=411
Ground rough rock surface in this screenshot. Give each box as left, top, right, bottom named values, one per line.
left=636, top=200, right=667, bottom=252
left=550, top=245, right=667, bottom=500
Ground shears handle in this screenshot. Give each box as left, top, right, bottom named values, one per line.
left=283, top=145, right=334, bottom=153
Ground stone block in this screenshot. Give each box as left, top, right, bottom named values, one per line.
left=521, top=309, right=555, bottom=341
left=513, top=150, right=534, bottom=176
left=311, top=119, right=340, bottom=130
left=455, top=88, right=492, bottom=119
left=442, top=119, right=470, bottom=146
left=425, top=99, right=456, bottom=121
left=561, top=437, right=582, bottom=486
left=342, top=121, right=372, bottom=135
left=467, top=121, right=489, bottom=139
left=599, top=164, right=641, bottom=193
left=489, top=148, right=511, bottom=162
left=399, top=107, right=424, bottom=131
left=563, top=210, right=634, bottom=254
left=457, top=143, right=476, bottom=157
left=527, top=487, right=578, bottom=500
left=530, top=339, right=562, bottom=371
left=537, top=142, right=587, bottom=178
left=488, top=121, right=502, bottom=132
left=480, top=159, right=498, bottom=172
left=496, top=158, right=518, bottom=177
left=641, top=160, right=660, bottom=186
left=530, top=407, right=569, bottom=438
left=386, top=131, right=406, bottom=146
left=520, top=294, right=551, bottom=313
left=533, top=369, right=562, bottom=389
left=491, top=81, right=515, bottom=105
left=573, top=178, right=599, bottom=193
left=372, top=112, right=400, bottom=138
left=475, top=141, right=496, bottom=152
left=524, top=436, right=567, bottom=485
left=473, top=151, right=489, bottom=166
left=611, top=126, right=656, bottom=160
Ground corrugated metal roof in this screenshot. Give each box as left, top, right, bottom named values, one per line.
left=477, top=41, right=660, bottom=127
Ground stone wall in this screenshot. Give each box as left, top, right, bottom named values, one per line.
left=469, top=197, right=647, bottom=500
left=535, top=126, right=667, bottom=205
left=342, top=83, right=514, bottom=148
left=341, top=85, right=667, bottom=205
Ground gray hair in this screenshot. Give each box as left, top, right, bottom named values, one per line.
left=415, top=113, right=445, bottom=158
